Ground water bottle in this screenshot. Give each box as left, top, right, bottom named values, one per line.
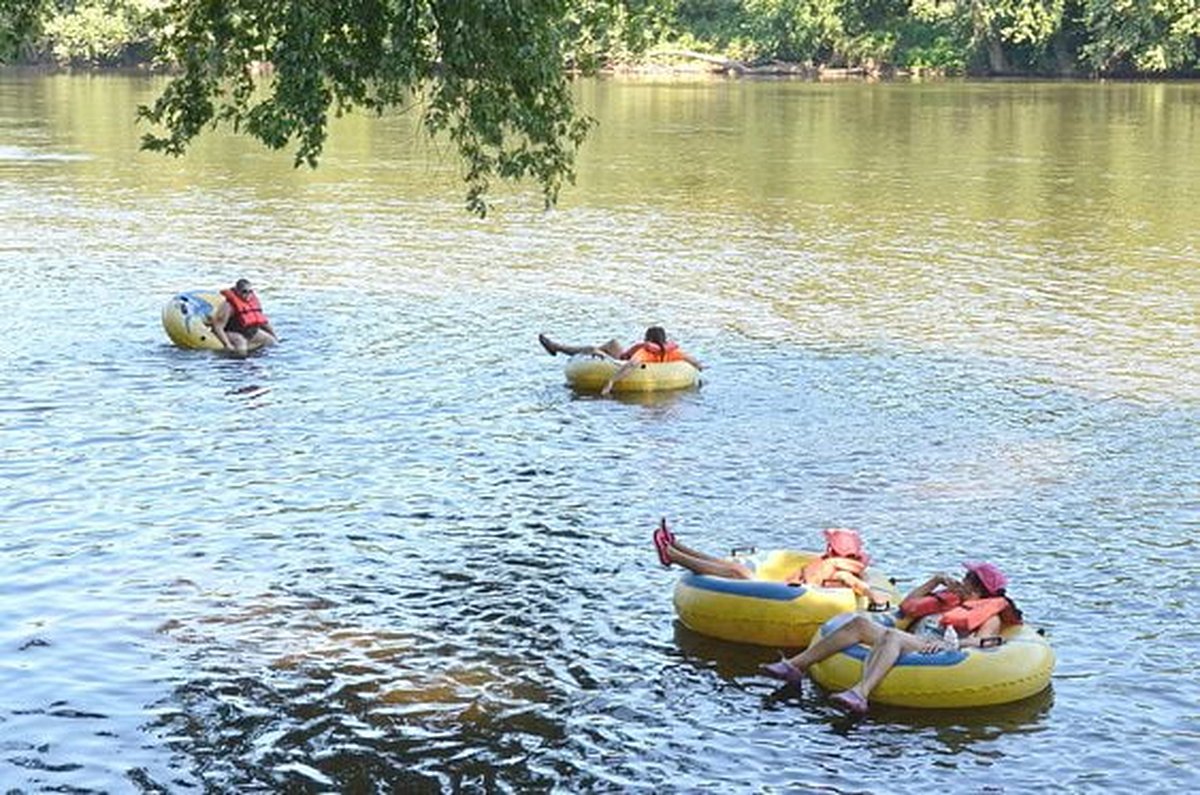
left=943, top=625, right=959, bottom=650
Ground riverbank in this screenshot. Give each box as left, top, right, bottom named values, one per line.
left=601, top=49, right=917, bottom=80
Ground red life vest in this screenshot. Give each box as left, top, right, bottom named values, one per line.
left=220, top=288, right=269, bottom=333
left=899, top=589, right=963, bottom=621
left=938, top=597, right=1021, bottom=633
left=622, top=340, right=684, bottom=363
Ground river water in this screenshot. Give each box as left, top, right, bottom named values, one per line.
left=1, top=74, right=1197, bottom=792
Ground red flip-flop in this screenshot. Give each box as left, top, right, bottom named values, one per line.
left=659, top=517, right=677, bottom=547
left=653, top=524, right=673, bottom=567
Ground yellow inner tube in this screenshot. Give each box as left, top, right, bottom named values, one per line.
left=563, top=354, right=699, bottom=393
left=672, top=550, right=900, bottom=648
left=807, top=612, right=1056, bottom=708
left=162, top=291, right=226, bottom=351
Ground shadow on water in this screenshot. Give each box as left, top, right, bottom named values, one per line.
left=157, top=343, right=275, bottom=401
left=150, top=589, right=574, bottom=791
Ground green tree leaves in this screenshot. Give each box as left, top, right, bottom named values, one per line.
left=136, top=0, right=595, bottom=215
left=1081, top=0, right=1200, bottom=73
left=43, top=0, right=165, bottom=65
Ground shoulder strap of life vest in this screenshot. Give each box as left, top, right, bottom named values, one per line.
left=940, top=597, right=1017, bottom=633
left=899, top=588, right=962, bottom=620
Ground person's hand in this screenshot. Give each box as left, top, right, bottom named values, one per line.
left=919, top=638, right=952, bottom=654
left=600, top=381, right=614, bottom=396
left=935, top=572, right=965, bottom=592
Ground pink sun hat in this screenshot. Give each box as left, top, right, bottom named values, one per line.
left=963, top=561, right=1008, bottom=595
left=824, top=528, right=869, bottom=564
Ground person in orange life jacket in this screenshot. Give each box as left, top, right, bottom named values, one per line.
left=210, top=278, right=278, bottom=356
left=652, top=521, right=889, bottom=605
left=759, top=561, right=1022, bottom=713
left=537, top=326, right=703, bottom=395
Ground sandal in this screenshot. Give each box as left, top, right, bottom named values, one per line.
left=653, top=524, right=673, bottom=567
left=830, top=690, right=869, bottom=714
left=758, top=657, right=804, bottom=686
left=659, top=517, right=677, bottom=547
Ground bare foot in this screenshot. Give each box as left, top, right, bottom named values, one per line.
left=538, top=334, right=558, bottom=356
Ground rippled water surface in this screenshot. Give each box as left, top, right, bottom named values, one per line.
left=2, top=75, right=1198, bottom=792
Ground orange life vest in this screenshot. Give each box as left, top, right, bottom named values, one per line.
left=623, top=340, right=685, bottom=363
left=220, top=288, right=269, bottom=333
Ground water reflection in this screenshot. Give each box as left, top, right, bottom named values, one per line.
left=576, top=385, right=701, bottom=409
left=0, top=144, right=90, bottom=161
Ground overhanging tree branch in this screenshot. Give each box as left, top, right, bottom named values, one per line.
left=135, top=0, right=596, bottom=216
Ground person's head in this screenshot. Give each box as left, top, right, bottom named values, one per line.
left=643, top=326, right=667, bottom=347
left=233, top=278, right=253, bottom=298
left=962, top=561, right=1007, bottom=597
left=823, top=527, right=868, bottom=564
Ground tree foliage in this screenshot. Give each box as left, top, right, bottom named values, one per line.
left=43, top=0, right=164, bottom=65
left=0, top=0, right=46, bottom=61
left=6, top=0, right=1200, bottom=79
left=133, top=0, right=597, bottom=216
left=2, top=0, right=1199, bottom=212
left=1080, top=0, right=1200, bottom=73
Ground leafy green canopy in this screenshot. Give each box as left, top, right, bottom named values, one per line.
left=135, top=0, right=595, bottom=215
left=0, top=0, right=45, bottom=61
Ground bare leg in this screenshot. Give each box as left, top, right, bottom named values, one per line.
left=244, top=329, right=277, bottom=353
left=828, top=627, right=929, bottom=712
left=224, top=331, right=250, bottom=357
left=787, top=614, right=890, bottom=670
left=670, top=539, right=728, bottom=563
left=596, top=340, right=624, bottom=358
left=539, top=334, right=626, bottom=358
left=667, top=545, right=753, bottom=579
left=854, top=629, right=914, bottom=697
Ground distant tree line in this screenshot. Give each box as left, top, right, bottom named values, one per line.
left=3, top=0, right=1198, bottom=77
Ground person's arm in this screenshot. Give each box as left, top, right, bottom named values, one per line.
left=600, top=360, right=638, bottom=395
left=262, top=320, right=279, bottom=341
left=962, top=615, right=1004, bottom=646
left=898, top=573, right=965, bottom=617
left=828, top=570, right=873, bottom=597
left=680, top=351, right=704, bottom=370
left=210, top=302, right=233, bottom=350
left=904, top=573, right=959, bottom=602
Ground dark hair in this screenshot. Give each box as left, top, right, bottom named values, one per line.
left=234, top=278, right=252, bottom=293
left=965, top=570, right=1023, bottom=621
left=963, top=570, right=996, bottom=595
left=644, top=326, right=667, bottom=347
left=1003, top=595, right=1023, bottom=623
